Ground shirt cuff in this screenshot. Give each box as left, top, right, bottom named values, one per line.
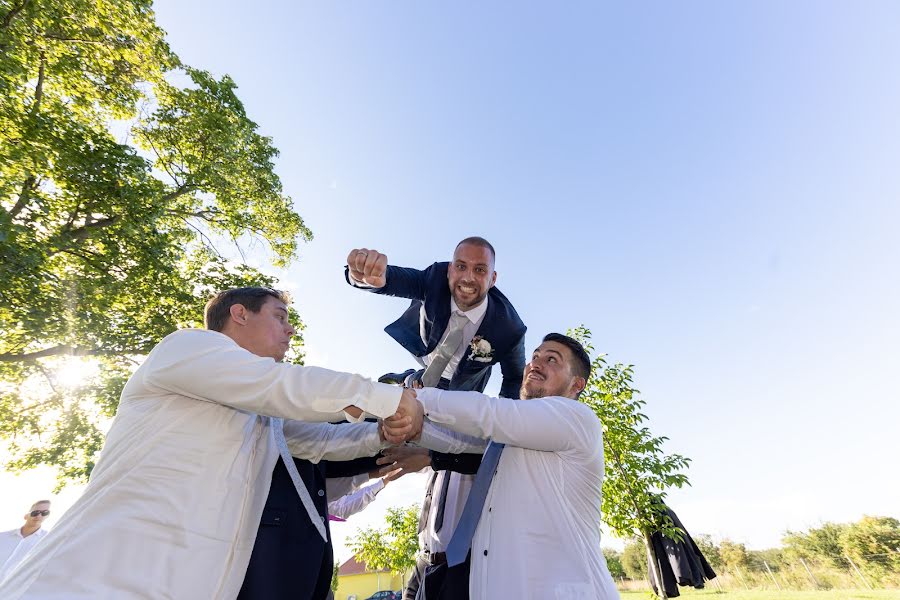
left=416, top=388, right=455, bottom=425
left=358, top=383, right=402, bottom=419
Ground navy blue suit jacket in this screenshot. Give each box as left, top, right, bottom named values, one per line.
left=239, top=455, right=380, bottom=600
left=346, top=262, right=526, bottom=399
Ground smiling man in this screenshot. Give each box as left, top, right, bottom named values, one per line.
left=386, top=333, right=620, bottom=600
left=0, top=287, right=407, bottom=599
left=345, top=237, right=527, bottom=599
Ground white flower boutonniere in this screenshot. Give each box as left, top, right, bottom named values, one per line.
left=468, top=336, right=494, bottom=363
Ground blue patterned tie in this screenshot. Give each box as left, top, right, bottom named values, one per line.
left=445, top=441, right=504, bottom=566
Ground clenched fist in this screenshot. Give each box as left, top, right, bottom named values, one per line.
left=347, top=248, right=388, bottom=288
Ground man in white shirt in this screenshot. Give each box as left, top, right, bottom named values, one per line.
left=0, top=287, right=411, bottom=600
left=0, top=501, right=50, bottom=581
left=385, top=333, right=620, bottom=600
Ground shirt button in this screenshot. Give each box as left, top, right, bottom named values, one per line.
left=483, top=550, right=489, bottom=556
left=318, top=489, right=325, bottom=497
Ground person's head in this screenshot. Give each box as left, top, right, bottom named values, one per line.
left=24, top=500, right=50, bottom=528
left=204, top=287, right=294, bottom=361
left=447, top=237, right=497, bottom=311
left=521, top=333, right=591, bottom=401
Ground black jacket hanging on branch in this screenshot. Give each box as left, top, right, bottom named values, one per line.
left=648, top=503, right=717, bottom=597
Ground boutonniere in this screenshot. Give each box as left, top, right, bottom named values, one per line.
left=468, top=336, right=494, bottom=362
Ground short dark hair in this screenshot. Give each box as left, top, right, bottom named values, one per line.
left=542, top=333, right=591, bottom=382
left=204, top=287, right=290, bottom=332
left=455, top=236, right=496, bottom=262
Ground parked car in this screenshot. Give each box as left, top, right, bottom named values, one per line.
left=364, top=591, right=401, bottom=600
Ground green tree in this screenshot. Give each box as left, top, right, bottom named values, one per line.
left=347, top=504, right=420, bottom=576
left=0, top=0, right=310, bottom=487
left=841, top=515, right=900, bottom=574
left=603, top=547, right=626, bottom=580
left=331, top=561, right=340, bottom=593
left=571, top=326, right=691, bottom=598
left=622, top=538, right=649, bottom=580
left=783, top=522, right=848, bottom=569
left=719, top=539, right=750, bottom=572
left=693, top=534, right=723, bottom=571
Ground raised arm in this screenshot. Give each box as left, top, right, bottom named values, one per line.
left=142, top=330, right=401, bottom=422
left=344, top=247, right=432, bottom=300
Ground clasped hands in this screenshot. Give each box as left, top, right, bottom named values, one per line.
left=381, top=388, right=425, bottom=445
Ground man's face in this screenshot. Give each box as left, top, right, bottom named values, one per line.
left=520, top=341, right=584, bottom=400
left=24, top=502, right=50, bottom=528
left=240, top=296, right=295, bottom=362
left=447, top=243, right=497, bottom=311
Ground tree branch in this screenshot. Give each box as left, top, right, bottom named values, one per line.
left=9, top=52, right=46, bottom=220
left=58, top=215, right=119, bottom=243
left=0, top=345, right=110, bottom=362
left=0, top=0, right=30, bottom=33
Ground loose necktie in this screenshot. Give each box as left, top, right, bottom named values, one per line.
left=272, top=417, right=328, bottom=541
left=432, top=471, right=452, bottom=532
left=421, top=311, right=468, bottom=387
left=418, top=471, right=437, bottom=533
left=445, top=441, right=504, bottom=566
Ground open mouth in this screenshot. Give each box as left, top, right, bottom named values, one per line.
left=457, top=284, right=478, bottom=296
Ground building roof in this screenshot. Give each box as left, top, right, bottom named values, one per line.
left=338, top=554, right=390, bottom=576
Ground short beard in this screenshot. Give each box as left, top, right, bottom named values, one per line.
left=519, top=382, right=544, bottom=400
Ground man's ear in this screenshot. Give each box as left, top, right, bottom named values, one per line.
left=570, top=376, right=587, bottom=398
left=229, top=303, right=248, bottom=325
left=489, top=270, right=497, bottom=288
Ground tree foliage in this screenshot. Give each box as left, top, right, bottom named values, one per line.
left=570, top=326, right=692, bottom=598
left=347, top=504, right=420, bottom=576
left=0, top=0, right=310, bottom=487
left=603, top=547, right=626, bottom=580
left=621, top=538, right=649, bottom=580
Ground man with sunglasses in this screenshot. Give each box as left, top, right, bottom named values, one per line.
left=0, top=501, right=50, bottom=581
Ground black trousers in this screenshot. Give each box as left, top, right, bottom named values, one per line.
left=406, top=553, right=471, bottom=600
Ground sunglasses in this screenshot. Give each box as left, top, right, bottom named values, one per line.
left=29, top=510, right=50, bottom=517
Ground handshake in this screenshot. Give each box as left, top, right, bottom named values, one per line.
left=381, top=388, right=425, bottom=444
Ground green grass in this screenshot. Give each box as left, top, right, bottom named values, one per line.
left=619, top=590, right=900, bottom=599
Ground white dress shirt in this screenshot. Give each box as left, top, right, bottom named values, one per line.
left=328, top=479, right=385, bottom=519
left=350, top=273, right=489, bottom=553
left=419, top=297, right=487, bottom=552
left=419, top=296, right=488, bottom=380
left=0, top=329, right=400, bottom=600
left=416, top=388, right=620, bottom=600
left=0, top=528, right=47, bottom=581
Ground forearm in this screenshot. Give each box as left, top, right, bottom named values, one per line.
left=284, top=421, right=384, bottom=463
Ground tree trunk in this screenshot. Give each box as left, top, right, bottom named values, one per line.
left=643, top=530, right=668, bottom=600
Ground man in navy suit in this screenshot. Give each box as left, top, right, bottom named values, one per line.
left=345, top=237, right=526, bottom=599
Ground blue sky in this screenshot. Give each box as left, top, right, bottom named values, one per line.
left=5, top=1, right=899, bottom=560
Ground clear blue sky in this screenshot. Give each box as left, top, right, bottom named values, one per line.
left=8, top=1, right=897, bottom=559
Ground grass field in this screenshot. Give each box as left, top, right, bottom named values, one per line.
left=619, top=589, right=900, bottom=599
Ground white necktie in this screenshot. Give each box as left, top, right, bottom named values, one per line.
left=271, top=417, right=328, bottom=541
left=421, top=311, right=468, bottom=387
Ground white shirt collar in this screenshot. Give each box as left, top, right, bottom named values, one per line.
left=450, top=294, right=489, bottom=325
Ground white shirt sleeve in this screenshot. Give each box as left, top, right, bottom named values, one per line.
left=327, top=480, right=385, bottom=519
left=141, top=330, right=401, bottom=421
left=416, top=422, right=487, bottom=454
left=282, top=419, right=384, bottom=463
left=416, top=388, right=602, bottom=456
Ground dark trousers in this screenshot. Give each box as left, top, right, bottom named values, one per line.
left=405, top=555, right=429, bottom=600
left=406, top=554, right=470, bottom=600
